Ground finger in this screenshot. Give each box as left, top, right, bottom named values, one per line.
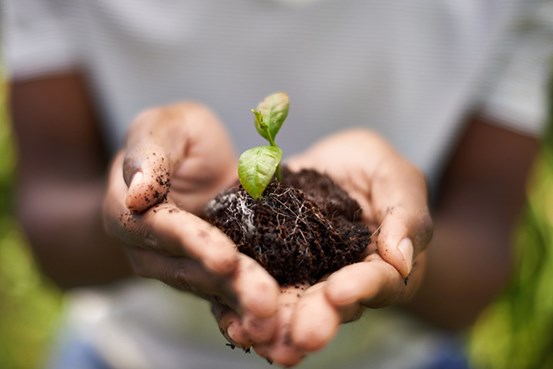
left=324, top=257, right=410, bottom=308
left=211, top=304, right=253, bottom=349
left=115, top=204, right=239, bottom=274
left=371, top=159, right=433, bottom=278
left=253, top=286, right=307, bottom=367
left=290, top=283, right=342, bottom=352
left=124, top=145, right=171, bottom=213
left=106, top=156, right=239, bottom=274
left=291, top=283, right=362, bottom=352
left=110, top=151, right=239, bottom=273
left=122, top=104, right=193, bottom=213
left=232, top=255, right=279, bottom=343
left=123, top=107, right=185, bottom=213
left=209, top=256, right=280, bottom=346
left=128, top=246, right=279, bottom=343
left=123, top=103, right=237, bottom=214
left=126, top=247, right=238, bottom=302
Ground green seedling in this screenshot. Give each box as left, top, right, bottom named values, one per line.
left=238, top=92, right=289, bottom=200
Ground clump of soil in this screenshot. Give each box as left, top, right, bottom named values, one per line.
left=205, top=168, right=372, bottom=286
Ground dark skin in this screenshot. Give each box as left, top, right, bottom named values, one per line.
left=10, top=72, right=133, bottom=287
left=9, top=71, right=539, bottom=363
left=12, top=71, right=282, bottom=343
left=405, top=116, right=539, bottom=330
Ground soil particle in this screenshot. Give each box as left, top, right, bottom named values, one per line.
left=205, top=168, right=371, bottom=286
left=119, top=210, right=136, bottom=229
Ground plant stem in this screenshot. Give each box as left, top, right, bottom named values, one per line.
left=275, top=163, right=282, bottom=181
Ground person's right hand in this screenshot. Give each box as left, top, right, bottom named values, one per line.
left=212, top=129, right=432, bottom=366
left=103, top=102, right=279, bottom=344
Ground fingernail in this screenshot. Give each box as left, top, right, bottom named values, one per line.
left=226, top=321, right=239, bottom=342
left=126, top=172, right=145, bottom=212
left=227, top=322, right=253, bottom=348
left=397, top=238, right=413, bottom=277
left=129, top=171, right=143, bottom=190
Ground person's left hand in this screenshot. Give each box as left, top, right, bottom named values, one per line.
left=213, top=129, right=432, bottom=366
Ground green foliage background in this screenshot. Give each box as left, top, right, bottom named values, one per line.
left=0, top=78, right=63, bottom=369
left=469, top=81, right=553, bottom=369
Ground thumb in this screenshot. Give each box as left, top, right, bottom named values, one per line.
left=123, top=144, right=171, bottom=213
left=375, top=207, right=432, bottom=278
left=378, top=235, right=414, bottom=279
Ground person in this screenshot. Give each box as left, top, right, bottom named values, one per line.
left=3, top=0, right=551, bottom=368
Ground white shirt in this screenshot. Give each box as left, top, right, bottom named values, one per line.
left=3, top=1, right=552, bottom=368
left=4, top=0, right=550, bottom=178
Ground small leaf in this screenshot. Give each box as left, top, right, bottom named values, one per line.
left=253, top=92, right=289, bottom=145
left=238, top=145, right=283, bottom=199
left=252, top=109, right=273, bottom=145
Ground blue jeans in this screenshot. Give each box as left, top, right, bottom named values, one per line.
left=46, top=328, right=112, bottom=369
left=424, top=339, right=471, bottom=369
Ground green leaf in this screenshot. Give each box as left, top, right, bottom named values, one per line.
left=238, top=145, right=283, bottom=199
left=252, top=109, right=272, bottom=145
left=252, top=92, right=289, bottom=145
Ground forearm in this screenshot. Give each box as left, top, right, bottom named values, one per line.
left=18, top=177, right=133, bottom=289
left=402, top=204, right=515, bottom=331
left=401, top=115, right=538, bottom=331
left=10, top=72, right=133, bottom=289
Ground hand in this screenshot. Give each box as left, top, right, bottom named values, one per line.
left=215, top=129, right=432, bottom=366
left=103, top=102, right=280, bottom=343
left=288, top=128, right=432, bottom=279
left=287, top=128, right=432, bottom=350
left=212, top=284, right=309, bottom=367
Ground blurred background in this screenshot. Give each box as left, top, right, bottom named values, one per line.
left=469, top=76, right=553, bottom=369
left=0, top=74, right=63, bottom=369
left=0, top=72, right=551, bottom=369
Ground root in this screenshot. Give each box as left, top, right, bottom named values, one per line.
left=205, top=169, right=372, bottom=286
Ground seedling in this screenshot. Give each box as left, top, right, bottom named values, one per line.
left=238, top=92, right=289, bottom=199
left=207, top=91, right=370, bottom=286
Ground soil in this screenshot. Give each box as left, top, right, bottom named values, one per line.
left=204, top=168, right=372, bottom=286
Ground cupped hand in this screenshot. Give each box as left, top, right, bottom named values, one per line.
left=286, top=128, right=432, bottom=351
left=216, top=128, right=432, bottom=366
left=287, top=128, right=432, bottom=280
left=103, top=102, right=280, bottom=343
